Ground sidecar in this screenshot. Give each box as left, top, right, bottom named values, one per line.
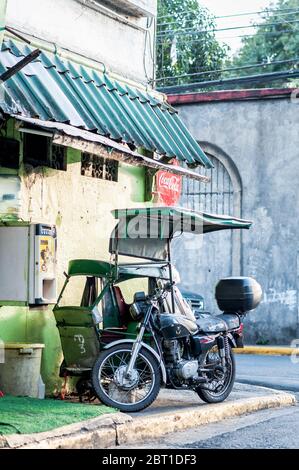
left=53, top=207, right=252, bottom=381
left=53, top=259, right=174, bottom=377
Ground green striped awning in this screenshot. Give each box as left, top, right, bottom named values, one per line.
left=0, top=39, right=213, bottom=168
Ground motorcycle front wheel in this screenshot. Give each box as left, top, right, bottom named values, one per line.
left=196, top=345, right=236, bottom=404
left=92, top=343, right=161, bottom=412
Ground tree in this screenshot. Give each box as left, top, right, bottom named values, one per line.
left=230, top=0, right=299, bottom=87
left=156, top=0, right=228, bottom=88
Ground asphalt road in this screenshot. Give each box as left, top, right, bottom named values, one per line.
left=235, top=354, right=299, bottom=392
left=122, top=404, right=299, bottom=449
left=187, top=406, right=299, bottom=448
left=120, top=354, right=299, bottom=449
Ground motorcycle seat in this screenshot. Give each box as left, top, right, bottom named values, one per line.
left=217, top=313, right=240, bottom=331
left=195, top=313, right=228, bottom=334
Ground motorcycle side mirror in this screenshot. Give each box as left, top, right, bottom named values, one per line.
left=165, top=281, right=175, bottom=292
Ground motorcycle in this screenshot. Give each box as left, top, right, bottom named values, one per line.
left=87, top=207, right=262, bottom=412
left=91, top=275, right=261, bottom=411
left=53, top=207, right=262, bottom=408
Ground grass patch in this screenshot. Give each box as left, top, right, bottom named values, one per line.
left=0, top=395, right=116, bottom=435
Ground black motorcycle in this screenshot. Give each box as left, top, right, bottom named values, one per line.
left=54, top=207, right=262, bottom=410
left=92, top=277, right=262, bottom=412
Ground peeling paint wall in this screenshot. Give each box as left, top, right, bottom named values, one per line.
left=0, top=0, right=156, bottom=392
left=174, top=97, right=299, bottom=345
left=0, top=126, right=146, bottom=393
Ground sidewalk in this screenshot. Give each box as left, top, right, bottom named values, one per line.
left=0, top=383, right=296, bottom=449
left=234, top=346, right=298, bottom=356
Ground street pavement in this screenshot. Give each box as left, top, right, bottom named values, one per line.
left=120, top=403, right=299, bottom=449
left=235, top=354, right=299, bottom=392
left=117, top=354, right=299, bottom=449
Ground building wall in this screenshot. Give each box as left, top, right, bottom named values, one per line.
left=5, top=0, right=156, bottom=83
left=0, top=121, right=146, bottom=393
left=173, top=96, right=299, bottom=345
left=0, top=1, right=156, bottom=393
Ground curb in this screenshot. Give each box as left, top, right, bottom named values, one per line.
left=0, top=413, right=130, bottom=450
left=115, top=392, right=296, bottom=447
left=0, top=389, right=296, bottom=449
left=234, top=346, right=298, bottom=356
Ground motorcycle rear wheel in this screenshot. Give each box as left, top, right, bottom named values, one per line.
left=196, top=345, right=236, bottom=404
left=92, top=343, right=161, bottom=412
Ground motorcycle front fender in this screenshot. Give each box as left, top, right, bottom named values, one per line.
left=103, top=339, right=167, bottom=384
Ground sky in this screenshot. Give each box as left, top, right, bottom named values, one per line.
left=199, top=0, right=278, bottom=55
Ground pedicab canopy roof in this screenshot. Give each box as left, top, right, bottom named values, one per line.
left=109, top=206, right=252, bottom=261
left=67, top=259, right=177, bottom=281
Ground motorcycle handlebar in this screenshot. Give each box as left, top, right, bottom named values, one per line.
left=148, top=281, right=175, bottom=301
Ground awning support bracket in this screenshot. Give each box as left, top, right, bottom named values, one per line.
left=0, top=48, right=41, bottom=83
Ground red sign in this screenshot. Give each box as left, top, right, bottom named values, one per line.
left=155, top=161, right=182, bottom=206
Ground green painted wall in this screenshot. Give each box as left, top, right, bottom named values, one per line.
left=0, top=306, right=63, bottom=393
left=0, top=119, right=146, bottom=394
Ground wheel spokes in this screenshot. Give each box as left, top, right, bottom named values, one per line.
left=98, top=349, right=155, bottom=405
left=204, top=349, right=232, bottom=395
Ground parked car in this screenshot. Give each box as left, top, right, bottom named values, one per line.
left=181, top=290, right=205, bottom=314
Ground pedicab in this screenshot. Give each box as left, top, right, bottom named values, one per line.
left=53, top=207, right=262, bottom=411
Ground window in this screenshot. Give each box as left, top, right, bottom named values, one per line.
left=81, top=152, right=118, bottom=182
left=23, top=133, right=67, bottom=171
left=51, top=144, right=67, bottom=170
left=0, top=138, right=20, bottom=169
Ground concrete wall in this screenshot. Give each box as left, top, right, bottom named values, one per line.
left=0, top=121, right=146, bottom=393
left=5, top=0, right=156, bottom=82
left=174, top=96, right=299, bottom=345
left=99, top=0, right=156, bottom=17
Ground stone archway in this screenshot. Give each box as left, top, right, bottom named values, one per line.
left=199, top=142, right=243, bottom=277
left=174, top=142, right=243, bottom=312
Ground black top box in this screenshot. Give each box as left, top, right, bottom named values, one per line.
left=215, top=277, right=262, bottom=314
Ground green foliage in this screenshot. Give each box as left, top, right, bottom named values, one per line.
left=156, top=0, right=228, bottom=87
left=230, top=0, right=299, bottom=87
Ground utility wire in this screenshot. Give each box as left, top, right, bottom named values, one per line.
left=157, top=6, right=299, bottom=21
left=157, top=9, right=299, bottom=28
left=157, top=18, right=299, bottom=38
left=216, top=8, right=299, bottom=19
left=157, top=6, right=299, bottom=90
left=158, top=70, right=299, bottom=94
left=156, top=57, right=299, bottom=83
left=157, top=29, right=299, bottom=47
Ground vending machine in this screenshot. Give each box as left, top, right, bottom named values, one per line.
left=31, top=224, right=57, bottom=304
left=0, top=223, right=57, bottom=305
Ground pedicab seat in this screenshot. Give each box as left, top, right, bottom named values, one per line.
left=113, top=286, right=132, bottom=327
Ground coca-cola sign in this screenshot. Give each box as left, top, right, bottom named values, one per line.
left=155, top=161, right=182, bottom=206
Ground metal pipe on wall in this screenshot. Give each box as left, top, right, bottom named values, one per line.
left=75, top=0, right=148, bottom=32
